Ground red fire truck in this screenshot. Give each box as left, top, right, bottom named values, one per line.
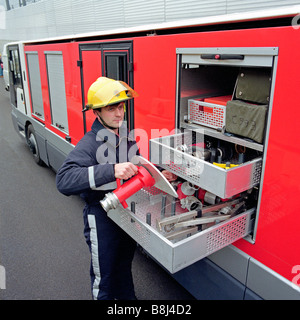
left=5, top=8, right=300, bottom=299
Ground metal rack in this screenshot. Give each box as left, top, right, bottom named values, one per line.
left=150, top=131, right=262, bottom=199
left=108, top=186, right=254, bottom=273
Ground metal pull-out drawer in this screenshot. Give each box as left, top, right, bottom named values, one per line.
left=108, top=187, right=254, bottom=273
left=150, top=131, right=262, bottom=199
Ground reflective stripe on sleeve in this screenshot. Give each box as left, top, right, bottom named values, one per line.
left=88, top=165, right=117, bottom=191
left=88, top=166, right=96, bottom=189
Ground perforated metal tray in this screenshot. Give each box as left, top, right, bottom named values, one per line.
left=108, top=186, right=254, bottom=273
left=188, top=99, right=226, bottom=130
left=150, top=131, right=262, bottom=199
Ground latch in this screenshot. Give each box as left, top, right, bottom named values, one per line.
left=55, top=122, right=65, bottom=130
left=201, top=54, right=244, bottom=60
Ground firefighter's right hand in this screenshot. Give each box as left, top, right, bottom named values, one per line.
left=114, top=162, right=139, bottom=180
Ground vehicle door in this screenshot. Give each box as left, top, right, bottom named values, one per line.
left=78, top=41, right=134, bottom=132
left=7, top=44, right=26, bottom=114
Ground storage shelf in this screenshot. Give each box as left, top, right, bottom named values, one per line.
left=150, top=131, right=262, bottom=199
left=181, top=122, right=264, bottom=152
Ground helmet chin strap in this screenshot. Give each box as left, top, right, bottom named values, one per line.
left=94, top=110, right=119, bottom=132
left=99, top=115, right=118, bottom=131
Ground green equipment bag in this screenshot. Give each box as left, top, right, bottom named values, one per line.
left=225, top=100, right=268, bottom=143
left=235, top=68, right=272, bottom=104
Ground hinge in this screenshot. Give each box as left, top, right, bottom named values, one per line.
left=77, top=60, right=82, bottom=67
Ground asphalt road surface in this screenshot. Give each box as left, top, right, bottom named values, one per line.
left=0, top=78, right=195, bottom=300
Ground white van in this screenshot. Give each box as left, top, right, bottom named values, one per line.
left=2, top=44, right=9, bottom=91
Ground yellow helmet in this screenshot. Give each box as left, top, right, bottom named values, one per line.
left=84, top=77, right=138, bottom=111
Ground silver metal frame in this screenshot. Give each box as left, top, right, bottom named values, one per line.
left=174, top=46, right=279, bottom=243
left=177, top=47, right=278, bottom=67
left=251, top=54, right=279, bottom=242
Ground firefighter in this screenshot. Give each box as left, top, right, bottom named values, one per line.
left=56, top=77, right=140, bottom=300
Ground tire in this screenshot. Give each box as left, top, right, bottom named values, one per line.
left=26, top=124, right=44, bottom=166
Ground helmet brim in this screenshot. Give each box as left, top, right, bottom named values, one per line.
left=84, top=78, right=138, bottom=112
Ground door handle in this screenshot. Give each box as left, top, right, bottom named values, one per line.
left=201, top=54, right=244, bottom=60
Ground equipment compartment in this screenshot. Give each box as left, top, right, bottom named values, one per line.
left=177, top=47, right=277, bottom=148
left=150, top=131, right=262, bottom=199
left=108, top=186, right=254, bottom=273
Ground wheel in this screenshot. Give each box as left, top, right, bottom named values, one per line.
left=26, top=124, right=43, bottom=165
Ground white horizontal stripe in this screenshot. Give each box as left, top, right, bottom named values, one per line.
left=23, top=5, right=300, bottom=44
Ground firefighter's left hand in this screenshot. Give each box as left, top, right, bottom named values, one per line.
left=161, top=170, right=177, bottom=182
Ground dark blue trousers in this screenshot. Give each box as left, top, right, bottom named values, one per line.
left=83, top=204, right=136, bottom=300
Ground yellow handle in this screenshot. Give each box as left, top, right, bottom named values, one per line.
left=213, top=162, right=239, bottom=169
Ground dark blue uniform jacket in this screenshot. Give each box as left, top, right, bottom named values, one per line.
left=56, top=118, right=139, bottom=204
